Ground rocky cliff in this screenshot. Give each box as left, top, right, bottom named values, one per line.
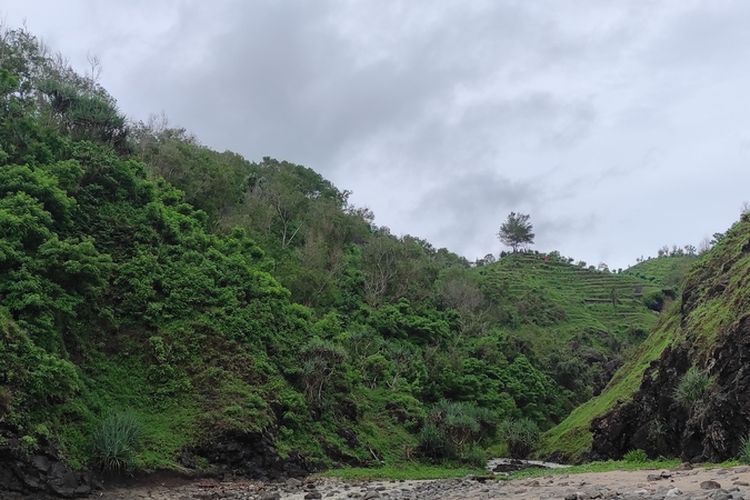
left=592, top=214, right=750, bottom=461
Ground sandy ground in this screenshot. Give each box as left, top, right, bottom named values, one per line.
left=91, top=465, right=750, bottom=499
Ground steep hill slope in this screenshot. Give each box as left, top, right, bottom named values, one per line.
left=624, top=255, right=698, bottom=289
left=538, top=218, right=750, bottom=462
left=591, top=214, right=750, bottom=461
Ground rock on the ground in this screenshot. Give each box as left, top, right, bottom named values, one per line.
left=701, top=480, right=722, bottom=490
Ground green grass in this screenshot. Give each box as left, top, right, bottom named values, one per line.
left=319, top=463, right=487, bottom=480
left=49, top=353, right=201, bottom=471
left=625, top=256, right=697, bottom=288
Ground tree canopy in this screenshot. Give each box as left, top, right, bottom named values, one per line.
left=498, top=212, right=535, bottom=252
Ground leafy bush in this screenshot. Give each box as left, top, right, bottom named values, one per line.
left=643, top=289, right=666, bottom=311
left=90, top=412, right=142, bottom=471
left=498, top=418, right=540, bottom=459
left=673, top=367, right=712, bottom=409
left=623, top=449, right=648, bottom=463
left=461, top=446, right=488, bottom=467
left=418, top=422, right=452, bottom=459
left=384, top=393, right=426, bottom=431
left=0, top=386, right=11, bottom=416
left=418, top=400, right=496, bottom=460
left=20, top=434, right=38, bottom=453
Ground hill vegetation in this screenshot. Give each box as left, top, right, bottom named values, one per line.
left=0, top=25, right=738, bottom=497
left=538, top=223, right=749, bottom=462
left=624, top=255, right=697, bottom=289
left=589, top=214, right=750, bottom=461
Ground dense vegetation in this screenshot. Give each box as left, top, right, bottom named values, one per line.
left=0, top=26, right=727, bottom=494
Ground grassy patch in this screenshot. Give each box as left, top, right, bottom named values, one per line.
left=319, top=463, right=486, bottom=481
left=625, top=256, right=697, bottom=288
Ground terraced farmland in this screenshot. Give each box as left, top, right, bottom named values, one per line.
left=624, top=255, right=697, bottom=288
left=477, top=253, right=662, bottom=359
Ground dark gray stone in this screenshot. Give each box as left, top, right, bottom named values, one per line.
left=701, top=480, right=722, bottom=490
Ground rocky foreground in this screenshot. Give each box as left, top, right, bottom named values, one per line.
left=90, top=465, right=750, bottom=500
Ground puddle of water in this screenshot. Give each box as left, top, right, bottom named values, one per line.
left=486, top=458, right=570, bottom=474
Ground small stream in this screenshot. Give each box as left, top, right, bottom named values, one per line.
left=486, top=457, right=570, bottom=474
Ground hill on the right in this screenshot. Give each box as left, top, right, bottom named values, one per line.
left=539, top=214, right=750, bottom=462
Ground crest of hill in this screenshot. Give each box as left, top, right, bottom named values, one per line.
left=624, top=255, right=698, bottom=289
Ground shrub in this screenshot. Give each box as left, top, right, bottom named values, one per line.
left=623, top=449, right=648, bottom=463
left=0, top=386, right=11, bottom=416
left=739, top=435, right=750, bottom=464
left=643, top=290, right=666, bottom=311
left=385, top=393, right=426, bottom=431
left=90, top=412, right=142, bottom=471
left=418, top=400, right=497, bottom=460
left=20, top=434, right=38, bottom=453
left=418, top=422, right=452, bottom=459
left=673, top=367, right=712, bottom=409
left=461, top=446, right=488, bottom=467
left=498, top=418, right=540, bottom=459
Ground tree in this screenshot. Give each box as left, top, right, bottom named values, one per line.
left=498, top=212, right=534, bottom=252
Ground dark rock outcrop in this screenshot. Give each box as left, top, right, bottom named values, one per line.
left=193, top=431, right=317, bottom=480
left=591, top=316, right=750, bottom=462
left=0, top=424, right=92, bottom=498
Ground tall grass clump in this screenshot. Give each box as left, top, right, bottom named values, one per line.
left=739, top=435, right=750, bottom=464
left=90, top=411, right=142, bottom=471
left=418, top=400, right=496, bottom=460
left=623, top=449, right=648, bottom=463
left=498, top=418, right=540, bottom=459
left=673, top=367, right=712, bottom=409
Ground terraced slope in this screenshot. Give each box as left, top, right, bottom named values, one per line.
left=624, top=255, right=697, bottom=288
left=470, top=253, right=663, bottom=421
left=479, top=253, right=661, bottom=358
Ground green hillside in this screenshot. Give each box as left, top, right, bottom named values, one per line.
left=624, top=255, right=698, bottom=289
left=2, top=24, right=742, bottom=498
left=590, top=215, right=750, bottom=461
left=0, top=28, right=669, bottom=496
left=538, top=221, right=749, bottom=462
left=476, top=253, right=661, bottom=401
left=536, top=308, right=678, bottom=461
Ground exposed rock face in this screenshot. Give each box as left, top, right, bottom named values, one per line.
left=0, top=424, right=92, bottom=498
left=193, top=431, right=316, bottom=480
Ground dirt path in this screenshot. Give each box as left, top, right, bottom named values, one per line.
left=96, top=465, right=750, bottom=499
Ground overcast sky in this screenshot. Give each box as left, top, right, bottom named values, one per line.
left=3, top=1, right=750, bottom=268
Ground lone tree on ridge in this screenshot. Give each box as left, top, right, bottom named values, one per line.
left=498, top=212, right=534, bottom=252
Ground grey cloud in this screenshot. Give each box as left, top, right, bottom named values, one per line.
left=413, top=171, right=538, bottom=255
left=3, top=0, right=750, bottom=268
